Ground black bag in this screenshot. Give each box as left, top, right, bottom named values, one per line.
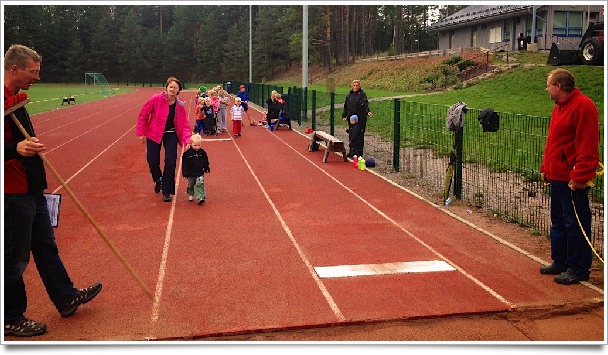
left=478, top=108, right=499, bottom=132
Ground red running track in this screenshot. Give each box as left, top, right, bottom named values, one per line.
left=9, top=88, right=603, bottom=341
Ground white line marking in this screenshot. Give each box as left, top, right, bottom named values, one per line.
left=288, top=130, right=602, bottom=294
left=229, top=133, right=346, bottom=321
left=202, top=138, right=232, bottom=141
left=150, top=154, right=182, bottom=322
left=150, top=108, right=190, bottom=323
left=35, top=100, right=132, bottom=130
left=346, top=152, right=606, bottom=296
left=50, top=126, right=135, bottom=193
left=315, top=260, right=456, bottom=278
left=269, top=132, right=517, bottom=309
left=45, top=106, right=137, bottom=154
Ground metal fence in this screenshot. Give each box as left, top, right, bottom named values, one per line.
left=226, top=81, right=604, bottom=259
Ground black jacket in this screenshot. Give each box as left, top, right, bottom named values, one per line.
left=181, top=147, right=210, bottom=177
left=342, top=89, right=370, bottom=125
left=265, top=97, right=280, bottom=120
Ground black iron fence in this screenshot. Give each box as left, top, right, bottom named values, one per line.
left=226, top=81, right=604, bottom=259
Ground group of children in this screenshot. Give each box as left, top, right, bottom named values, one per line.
left=182, top=84, right=257, bottom=204
left=195, top=84, right=257, bottom=137
left=194, top=85, right=229, bottom=136
left=183, top=84, right=294, bottom=204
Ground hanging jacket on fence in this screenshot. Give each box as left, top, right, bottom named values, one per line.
left=446, top=101, right=468, bottom=131
left=478, top=107, right=499, bottom=132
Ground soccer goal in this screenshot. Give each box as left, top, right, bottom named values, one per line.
left=84, top=72, right=113, bottom=96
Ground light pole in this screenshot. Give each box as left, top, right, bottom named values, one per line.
left=302, top=5, right=308, bottom=88
left=249, top=5, right=252, bottom=83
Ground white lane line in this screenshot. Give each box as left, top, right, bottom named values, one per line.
left=45, top=106, right=138, bottom=154
left=150, top=99, right=192, bottom=323
left=229, top=135, right=346, bottom=322
left=36, top=100, right=132, bottom=132
left=202, top=138, right=232, bottom=141
left=269, top=132, right=516, bottom=309
left=50, top=126, right=135, bottom=193
left=315, top=260, right=456, bottom=279
left=150, top=151, right=182, bottom=322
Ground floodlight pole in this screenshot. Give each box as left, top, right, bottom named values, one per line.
left=249, top=5, right=252, bottom=84
left=302, top=5, right=308, bottom=88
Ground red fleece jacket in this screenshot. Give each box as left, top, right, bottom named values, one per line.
left=540, top=88, right=599, bottom=184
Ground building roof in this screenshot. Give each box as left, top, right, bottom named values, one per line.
left=428, top=5, right=534, bottom=31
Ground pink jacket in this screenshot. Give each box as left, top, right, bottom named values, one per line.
left=210, top=96, right=220, bottom=113
left=137, top=92, right=191, bottom=146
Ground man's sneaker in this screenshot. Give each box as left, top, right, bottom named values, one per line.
left=554, top=269, right=589, bottom=285
left=540, top=263, right=567, bottom=275
left=4, top=317, right=47, bottom=337
left=59, top=282, right=102, bottom=318
left=154, top=179, right=162, bottom=193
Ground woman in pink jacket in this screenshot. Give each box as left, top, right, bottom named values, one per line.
left=137, top=76, right=192, bottom=202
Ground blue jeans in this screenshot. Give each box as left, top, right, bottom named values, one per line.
left=195, top=120, right=205, bottom=135
left=4, top=193, right=76, bottom=323
left=147, top=132, right=178, bottom=195
left=549, top=181, right=592, bottom=278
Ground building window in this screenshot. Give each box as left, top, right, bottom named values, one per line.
left=503, top=19, right=511, bottom=41
left=490, top=26, right=502, bottom=43
left=553, top=11, right=583, bottom=36
left=525, top=14, right=545, bottom=38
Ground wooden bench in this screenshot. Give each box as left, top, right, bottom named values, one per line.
left=308, top=131, right=347, bottom=163
left=61, top=96, right=76, bottom=105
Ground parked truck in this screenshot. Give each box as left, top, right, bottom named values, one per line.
left=547, top=21, right=604, bottom=65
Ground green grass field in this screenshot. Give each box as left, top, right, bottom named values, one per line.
left=23, top=84, right=134, bottom=115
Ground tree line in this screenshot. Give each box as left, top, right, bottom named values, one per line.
left=3, top=5, right=466, bottom=85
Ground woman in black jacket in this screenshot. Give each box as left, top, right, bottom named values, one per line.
left=342, top=80, right=373, bottom=157
left=265, top=91, right=280, bottom=126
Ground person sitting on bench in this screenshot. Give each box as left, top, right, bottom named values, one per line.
left=264, top=91, right=280, bottom=127
left=273, top=95, right=291, bottom=130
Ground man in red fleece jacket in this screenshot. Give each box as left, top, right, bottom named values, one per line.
left=539, top=68, right=599, bottom=285
left=4, top=44, right=102, bottom=337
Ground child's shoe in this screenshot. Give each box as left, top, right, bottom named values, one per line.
left=197, top=198, right=205, bottom=205
left=188, top=195, right=194, bottom=202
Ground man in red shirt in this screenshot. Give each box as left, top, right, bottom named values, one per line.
left=539, top=68, right=599, bottom=285
left=4, top=44, right=102, bottom=337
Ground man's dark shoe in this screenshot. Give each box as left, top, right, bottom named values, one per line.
left=540, top=263, right=567, bottom=275
left=554, top=269, right=589, bottom=285
left=59, top=282, right=102, bottom=317
left=4, top=317, right=47, bottom=337
left=154, top=179, right=162, bottom=193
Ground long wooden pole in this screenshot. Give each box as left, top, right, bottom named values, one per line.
left=9, top=110, right=154, bottom=301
